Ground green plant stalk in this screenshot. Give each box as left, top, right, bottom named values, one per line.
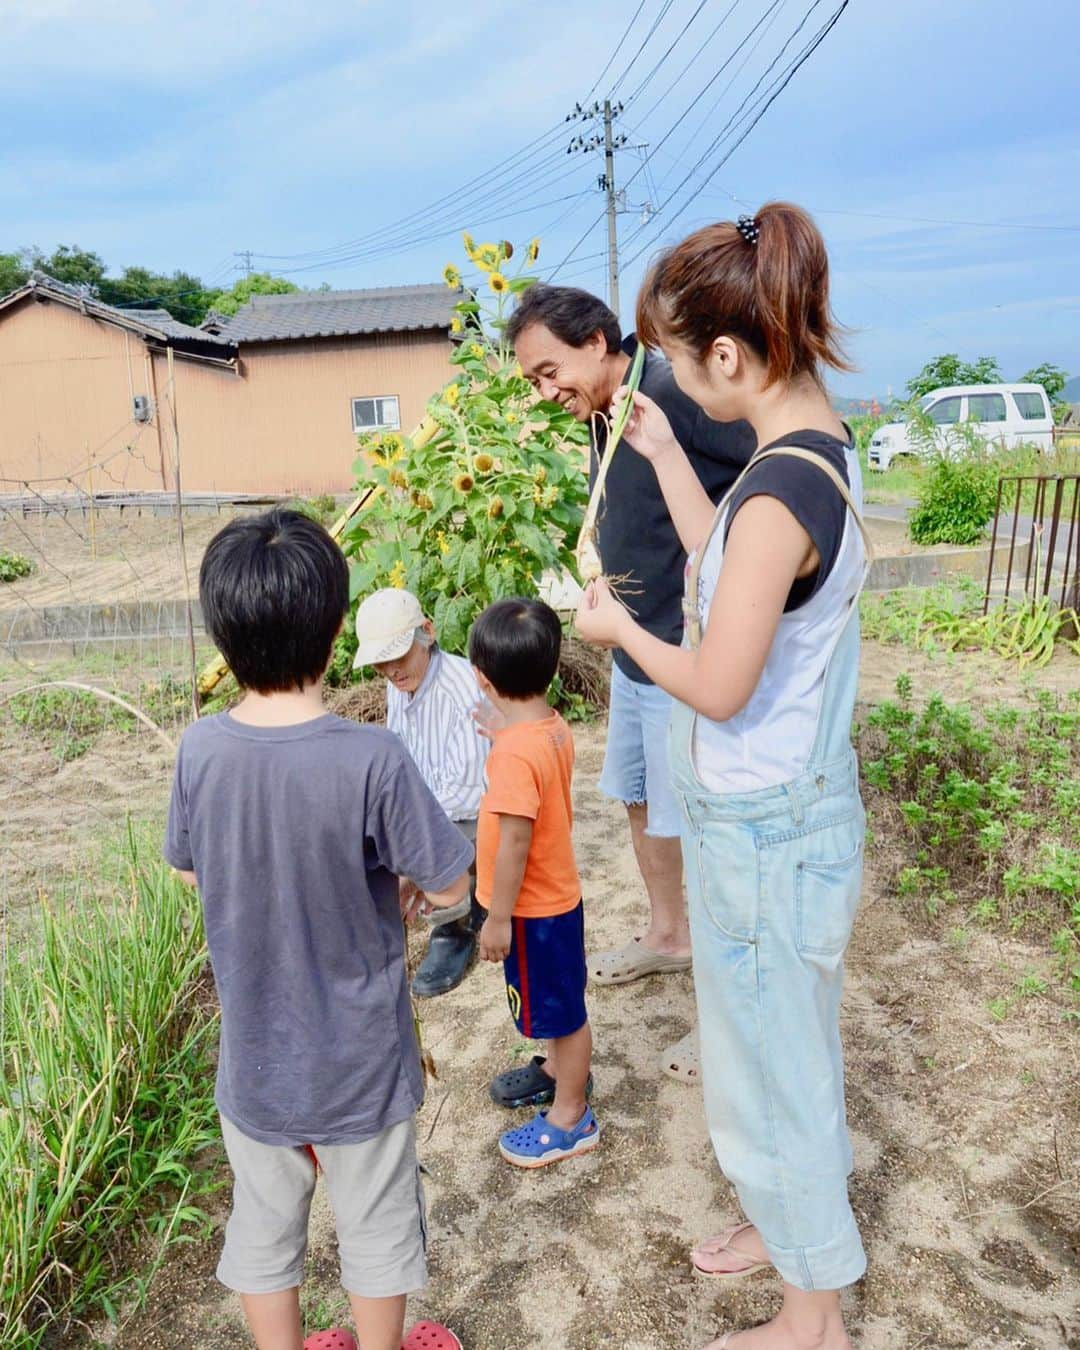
left=575, top=339, right=647, bottom=581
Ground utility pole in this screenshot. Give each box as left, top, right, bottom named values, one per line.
left=603, top=100, right=620, bottom=316
left=234, top=250, right=254, bottom=277
left=566, top=100, right=628, bottom=316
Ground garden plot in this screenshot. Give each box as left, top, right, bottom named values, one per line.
left=2, top=644, right=1073, bottom=1350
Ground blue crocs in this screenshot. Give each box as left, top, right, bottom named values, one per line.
left=498, top=1106, right=601, bottom=1169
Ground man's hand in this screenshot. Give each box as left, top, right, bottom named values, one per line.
left=479, top=914, right=512, bottom=963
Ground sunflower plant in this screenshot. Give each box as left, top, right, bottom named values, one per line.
left=341, top=235, right=588, bottom=658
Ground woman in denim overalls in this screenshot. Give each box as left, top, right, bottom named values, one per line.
left=576, top=204, right=872, bottom=1350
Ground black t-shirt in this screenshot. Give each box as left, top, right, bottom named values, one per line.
left=724, top=429, right=852, bottom=611
left=591, top=335, right=756, bottom=683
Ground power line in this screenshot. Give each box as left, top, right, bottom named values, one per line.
left=585, top=0, right=650, bottom=99
left=621, top=0, right=716, bottom=107
left=609, top=0, right=679, bottom=97
left=621, top=1, right=852, bottom=270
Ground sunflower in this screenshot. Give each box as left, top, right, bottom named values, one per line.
left=505, top=411, right=518, bottom=425
left=488, top=272, right=509, bottom=295
left=452, top=472, right=474, bottom=494
left=388, top=560, right=407, bottom=589
left=450, top=314, right=463, bottom=334
left=462, top=231, right=477, bottom=257
left=444, top=383, right=460, bottom=407
left=533, top=466, right=546, bottom=485
left=526, top=238, right=540, bottom=263
left=500, top=240, right=514, bottom=260
left=487, top=498, right=504, bottom=519
left=442, top=263, right=461, bottom=289
left=388, top=468, right=408, bottom=490
left=474, top=452, right=494, bottom=473
left=436, top=530, right=450, bottom=555
left=411, top=489, right=433, bottom=510
left=470, top=343, right=485, bottom=360
left=474, top=243, right=500, bottom=272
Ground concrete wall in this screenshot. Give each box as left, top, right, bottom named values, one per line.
left=0, top=294, right=456, bottom=495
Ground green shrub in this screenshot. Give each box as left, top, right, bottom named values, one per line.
left=286, top=494, right=339, bottom=526
left=908, top=454, right=999, bottom=546
left=0, top=550, right=33, bottom=582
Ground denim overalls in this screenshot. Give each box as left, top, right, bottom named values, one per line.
left=671, top=446, right=872, bottom=1291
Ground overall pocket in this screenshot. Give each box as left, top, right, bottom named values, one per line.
left=794, top=817, right=864, bottom=957
left=694, top=819, right=760, bottom=944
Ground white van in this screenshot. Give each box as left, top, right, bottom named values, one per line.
left=867, top=383, right=1053, bottom=471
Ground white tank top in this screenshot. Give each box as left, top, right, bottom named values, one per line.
left=689, top=445, right=867, bottom=793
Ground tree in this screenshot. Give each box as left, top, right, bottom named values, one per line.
left=1019, top=362, right=1070, bottom=423
left=30, top=245, right=107, bottom=289
left=906, top=353, right=1001, bottom=399
left=205, top=272, right=300, bottom=317
left=0, top=252, right=30, bottom=296
left=98, top=266, right=214, bottom=328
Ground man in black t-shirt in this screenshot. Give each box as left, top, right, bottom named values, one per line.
left=508, top=285, right=755, bottom=1080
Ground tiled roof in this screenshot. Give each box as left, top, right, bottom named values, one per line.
left=213, top=283, right=459, bottom=342
left=0, top=273, right=236, bottom=350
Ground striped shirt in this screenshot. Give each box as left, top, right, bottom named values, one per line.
left=386, top=647, right=487, bottom=823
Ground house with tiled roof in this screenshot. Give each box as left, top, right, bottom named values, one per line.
left=0, top=273, right=459, bottom=494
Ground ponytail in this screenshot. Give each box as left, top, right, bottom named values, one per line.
left=636, top=201, right=851, bottom=388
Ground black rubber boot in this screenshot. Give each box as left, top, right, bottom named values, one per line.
left=412, top=919, right=477, bottom=998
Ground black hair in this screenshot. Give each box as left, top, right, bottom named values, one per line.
left=468, top=597, right=562, bottom=699
left=199, top=507, right=348, bottom=694
left=505, top=283, right=622, bottom=354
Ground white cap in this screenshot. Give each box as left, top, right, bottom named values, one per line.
left=353, top=588, right=425, bottom=668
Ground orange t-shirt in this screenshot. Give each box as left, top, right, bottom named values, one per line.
left=476, top=712, right=580, bottom=919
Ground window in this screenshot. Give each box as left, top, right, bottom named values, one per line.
left=351, top=395, right=400, bottom=433
left=967, top=393, right=1006, bottom=423
left=927, top=396, right=962, bottom=425
left=1014, top=391, right=1048, bottom=420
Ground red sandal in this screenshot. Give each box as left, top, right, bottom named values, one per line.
left=402, top=1322, right=463, bottom=1349
left=303, top=1332, right=357, bottom=1350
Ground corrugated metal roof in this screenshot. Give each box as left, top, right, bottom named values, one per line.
left=214, top=283, right=459, bottom=342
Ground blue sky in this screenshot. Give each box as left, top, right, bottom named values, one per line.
left=4, top=0, right=1078, bottom=397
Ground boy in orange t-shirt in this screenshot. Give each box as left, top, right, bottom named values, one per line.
left=468, top=598, right=599, bottom=1168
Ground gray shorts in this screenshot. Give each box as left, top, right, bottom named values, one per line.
left=216, top=1114, right=428, bottom=1297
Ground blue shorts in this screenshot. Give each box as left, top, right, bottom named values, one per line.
left=503, top=901, right=587, bottom=1041
left=598, top=663, right=682, bottom=838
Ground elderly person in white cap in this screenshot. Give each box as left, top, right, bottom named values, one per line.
left=353, top=588, right=489, bottom=997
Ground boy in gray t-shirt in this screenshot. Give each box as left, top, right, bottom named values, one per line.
left=165, top=508, right=469, bottom=1350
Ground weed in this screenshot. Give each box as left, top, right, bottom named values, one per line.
left=0, top=829, right=219, bottom=1344
left=0, top=549, right=34, bottom=582
left=859, top=678, right=1080, bottom=993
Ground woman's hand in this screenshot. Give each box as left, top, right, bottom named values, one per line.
left=575, top=578, right=629, bottom=649
left=610, top=388, right=680, bottom=462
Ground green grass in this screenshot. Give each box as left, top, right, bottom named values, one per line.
left=0, top=829, right=219, bottom=1346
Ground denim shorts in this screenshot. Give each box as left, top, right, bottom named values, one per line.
left=598, top=663, right=682, bottom=838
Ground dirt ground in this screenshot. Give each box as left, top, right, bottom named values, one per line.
left=2, top=639, right=1072, bottom=1350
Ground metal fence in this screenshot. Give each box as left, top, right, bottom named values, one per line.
left=984, top=474, right=1080, bottom=612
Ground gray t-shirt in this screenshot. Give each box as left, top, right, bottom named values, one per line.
left=164, top=711, right=473, bottom=1147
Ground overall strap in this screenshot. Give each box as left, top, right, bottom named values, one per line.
left=682, top=445, right=874, bottom=651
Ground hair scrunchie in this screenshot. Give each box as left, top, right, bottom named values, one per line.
left=736, top=215, right=760, bottom=246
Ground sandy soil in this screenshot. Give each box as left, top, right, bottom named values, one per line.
left=5, top=642, right=1065, bottom=1350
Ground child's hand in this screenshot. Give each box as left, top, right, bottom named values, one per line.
left=472, top=698, right=506, bottom=741
left=479, top=915, right=512, bottom=962
left=575, top=578, right=628, bottom=649
left=399, top=878, right=429, bottom=921
left=611, top=387, right=679, bottom=462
